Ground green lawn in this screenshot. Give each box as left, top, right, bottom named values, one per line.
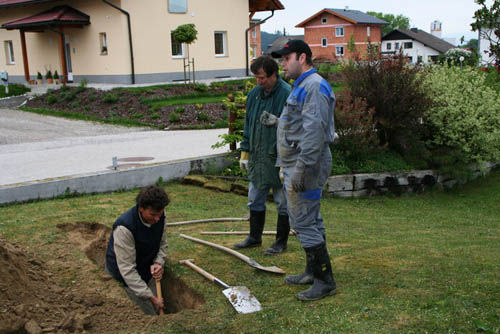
left=0, top=169, right=499, bottom=333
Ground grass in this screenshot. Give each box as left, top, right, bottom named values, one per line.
left=147, top=95, right=226, bottom=109
left=19, top=106, right=156, bottom=128
left=0, top=170, right=498, bottom=333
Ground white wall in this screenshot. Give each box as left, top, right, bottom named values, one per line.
left=382, top=39, right=441, bottom=64
left=479, top=28, right=499, bottom=65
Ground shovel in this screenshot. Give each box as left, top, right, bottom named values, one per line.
left=179, top=259, right=262, bottom=314
left=180, top=234, right=285, bottom=274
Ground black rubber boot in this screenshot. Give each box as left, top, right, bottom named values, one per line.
left=234, top=210, right=265, bottom=248
left=265, top=214, right=290, bottom=255
left=296, top=243, right=337, bottom=301
left=284, top=249, right=313, bottom=285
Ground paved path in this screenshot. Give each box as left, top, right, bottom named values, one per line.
left=0, top=108, right=229, bottom=186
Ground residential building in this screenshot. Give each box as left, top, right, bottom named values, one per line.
left=249, top=18, right=262, bottom=60
left=381, top=28, right=455, bottom=64
left=0, top=0, right=284, bottom=84
left=295, top=8, right=387, bottom=62
left=263, top=35, right=304, bottom=56
left=478, top=17, right=500, bottom=65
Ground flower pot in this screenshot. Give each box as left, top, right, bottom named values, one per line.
left=55, top=79, right=60, bottom=85
left=37, top=79, right=43, bottom=85
left=47, top=78, right=53, bottom=84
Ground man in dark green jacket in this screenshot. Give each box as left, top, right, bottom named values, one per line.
left=235, top=55, right=291, bottom=255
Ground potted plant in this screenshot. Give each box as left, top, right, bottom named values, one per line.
left=37, top=72, right=43, bottom=85
left=53, top=70, right=60, bottom=85
left=45, top=70, right=53, bottom=84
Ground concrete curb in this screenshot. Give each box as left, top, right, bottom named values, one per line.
left=0, top=153, right=233, bottom=205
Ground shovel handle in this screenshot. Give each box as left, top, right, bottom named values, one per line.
left=179, top=259, right=230, bottom=289
left=155, top=280, right=164, bottom=315
left=180, top=234, right=251, bottom=262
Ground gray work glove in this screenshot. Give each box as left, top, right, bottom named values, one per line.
left=291, top=163, right=306, bottom=193
left=260, top=111, right=279, bottom=127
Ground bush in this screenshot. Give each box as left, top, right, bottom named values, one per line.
left=422, top=65, right=500, bottom=175
left=341, top=52, right=432, bottom=160
left=193, top=83, right=208, bottom=92
left=443, top=48, right=479, bottom=67
left=176, top=106, right=185, bottom=113
left=46, top=94, right=57, bottom=105
left=169, top=112, right=180, bottom=122
left=102, top=93, right=119, bottom=103
left=0, top=83, right=30, bottom=97
left=196, top=112, right=209, bottom=122
left=334, top=90, right=379, bottom=159
left=61, top=91, right=76, bottom=101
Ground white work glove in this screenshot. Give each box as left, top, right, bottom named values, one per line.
left=239, top=151, right=249, bottom=172
left=260, top=111, right=279, bottom=127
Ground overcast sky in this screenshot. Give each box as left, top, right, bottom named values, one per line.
left=254, top=0, right=490, bottom=43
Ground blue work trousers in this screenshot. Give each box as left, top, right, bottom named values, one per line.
left=283, top=148, right=332, bottom=248
left=248, top=182, right=287, bottom=215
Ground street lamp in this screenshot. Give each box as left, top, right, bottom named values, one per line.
left=459, top=56, right=465, bottom=68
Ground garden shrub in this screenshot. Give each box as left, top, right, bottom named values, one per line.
left=443, top=48, right=480, bottom=67
left=169, top=112, right=180, bottom=122
left=341, top=53, right=432, bottom=162
left=62, top=91, right=76, bottom=102
left=176, top=106, right=185, bottom=113
left=421, top=65, right=500, bottom=176
left=103, top=93, right=119, bottom=103
left=334, top=90, right=379, bottom=159
left=0, top=83, right=31, bottom=97
left=196, top=112, right=209, bottom=122
left=193, top=83, right=208, bottom=92
left=46, top=94, right=57, bottom=105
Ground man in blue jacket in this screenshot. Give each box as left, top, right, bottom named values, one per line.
left=235, top=55, right=291, bottom=255
left=269, top=40, right=337, bottom=300
left=106, top=185, right=169, bottom=314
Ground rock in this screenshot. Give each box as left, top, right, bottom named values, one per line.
left=25, top=319, right=42, bottom=334
left=13, top=304, right=26, bottom=316
left=327, top=174, right=354, bottom=192
left=230, top=183, right=248, bottom=196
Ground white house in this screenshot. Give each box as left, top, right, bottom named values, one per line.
left=381, top=28, right=455, bottom=64
left=478, top=18, right=499, bottom=65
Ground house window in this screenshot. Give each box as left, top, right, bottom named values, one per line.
left=168, top=0, right=187, bottom=13
left=335, top=27, right=344, bottom=37
left=417, top=55, right=423, bottom=64
left=322, top=38, right=327, bottom=47
left=386, top=42, right=392, bottom=50
left=4, top=40, right=14, bottom=64
left=99, top=33, right=108, bottom=55
left=404, top=42, right=413, bottom=49
left=171, top=32, right=184, bottom=58
left=321, top=18, right=327, bottom=24
left=408, top=56, right=413, bottom=62
left=336, top=46, right=344, bottom=56
left=395, top=42, right=400, bottom=50
left=367, top=26, right=371, bottom=37
left=251, top=46, right=256, bottom=59
left=214, top=31, right=227, bottom=57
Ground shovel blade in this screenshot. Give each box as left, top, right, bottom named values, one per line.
left=222, top=286, right=262, bottom=314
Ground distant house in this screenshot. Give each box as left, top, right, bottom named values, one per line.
left=295, top=8, right=387, bottom=62
left=0, top=0, right=284, bottom=84
left=478, top=17, right=500, bottom=65
left=381, top=28, right=455, bottom=64
left=249, top=19, right=262, bottom=60
left=263, top=35, right=304, bottom=56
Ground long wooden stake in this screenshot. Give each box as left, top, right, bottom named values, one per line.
left=166, top=217, right=248, bottom=227
left=200, top=231, right=296, bottom=235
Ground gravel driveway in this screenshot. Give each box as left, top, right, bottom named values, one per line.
left=0, top=108, right=151, bottom=145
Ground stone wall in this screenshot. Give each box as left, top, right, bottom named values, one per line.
left=326, top=162, right=498, bottom=198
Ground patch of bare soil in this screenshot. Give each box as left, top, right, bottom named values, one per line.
left=24, top=82, right=244, bottom=129
left=0, top=222, right=204, bottom=334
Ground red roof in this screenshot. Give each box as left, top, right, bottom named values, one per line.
left=2, top=5, right=90, bottom=29
left=0, top=0, right=57, bottom=7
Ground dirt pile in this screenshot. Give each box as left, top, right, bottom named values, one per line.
left=0, top=221, right=204, bottom=333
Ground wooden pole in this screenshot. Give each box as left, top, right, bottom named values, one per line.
left=58, top=27, right=68, bottom=85
left=19, top=29, right=30, bottom=83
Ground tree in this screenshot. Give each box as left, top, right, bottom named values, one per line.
left=460, top=38, right=479, bottom=50
left=471, top=0, right=500, bottom=65
left=172, top=24, right=198, bottom=60
left=367, top=12, right=410, bottom=37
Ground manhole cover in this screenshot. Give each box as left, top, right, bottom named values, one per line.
left=117, top=157, right=154, bottom=162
